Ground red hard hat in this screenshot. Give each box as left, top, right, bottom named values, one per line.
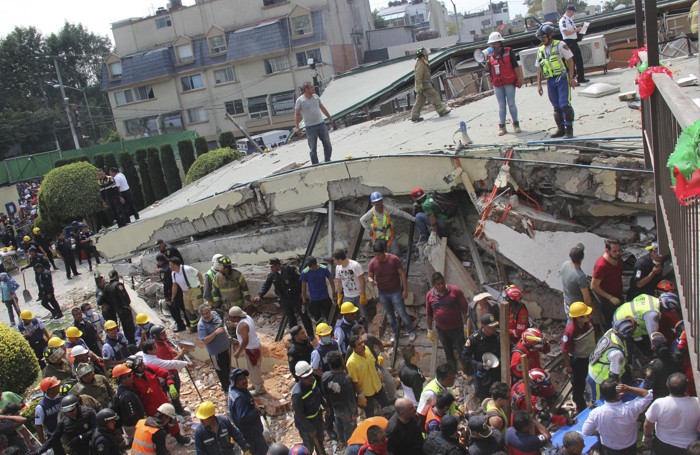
left=656, top=280, right=676, bottom=293
left=528, top=368, right=551, bottom=388
left=504, top=285, right=522, bottom=302
left=521, top=328, right=544, bottom=348
left=40, top=376, right=61, bottom=392
left=410, top=187, right=426, bottom=201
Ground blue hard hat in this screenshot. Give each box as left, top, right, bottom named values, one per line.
left=370, top=192, right=383, bottom=203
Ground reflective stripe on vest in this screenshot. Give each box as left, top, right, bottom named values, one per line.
left=588, top=331, right=627, bottom=383
left=537, top=40, right=565, bottom=78
left=614, top=294, right=659, bottom=338
left=206, top=270, right=221, bottom=302
left=371, top=210, right=395, bottom=246
left=130, top=419, right=159, bottom=455
left=302, top=379, right=322, bottom=419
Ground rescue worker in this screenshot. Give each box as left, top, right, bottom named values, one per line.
left=112, top=364, right=144, bottom=443
left=134, top=313, right=154, bottom=351
left=71, top=306, right=101, bottom=356
left=125, top=355, right=177, bottom=417
left=410, top=187, right=452, bottom=245
left=334, top=302, right=359, bottom=354
left=32, top=227, right=58, bottom=269
left=410, top=46, right=451, bottom=122
left=58, top=379, right=101, bottom=411
left=423, top=414, right=465, bottom=455
left=613, top=293, right=680, bottom=354
left=502, top=284, right=529, bottom=343
left=228, top=368, right=269, bottom=455
left=132, top=403, right=191, bottom=453
left=78, top=224, right=101, bottom=270
left=90, top=408, right=125, bottom=455
left=55, top=231, right=79, bottom=279
left=511, top=369, right=568, bottom=426
left=461, top=314, right=501, bottom=401
left=169, top=257, right=204, bottom=332
left=156, top=239, right=184, bottom=264
left=481, top=382, right=510, bottom=431
left=288, top=325, right=314, bottom=381
left=292, top=360, right=328, bottom=453
left=425, top=391, right=455, bottom=434
left=18, top=309, right=50, bottom=368
left=35, top=377, right=63, bottom=445
left=42, top=339, right=72, bottom=381
left=214, top=255, right=250, bottom=315
left=102, top=320, right=129, bottom=367
left=96, top=273, right=117, bottom=323
left=627, top=242, right=669, bottom=300
left=484, top=31, right=524, bottom=135
left=587, top=317, right=636, bottom=402
left=70, top=362, right=114, bottom=409
left=253, top=258, right=314, bottom=337
left=417, top=363, right=458, bottom=418
left=311, top=322, right=342, bottom=376
left=149, top=325, right=190, bottom=409
left=228, top=306, right=266, bottom=395
left=658, top=290, right=682, bottom=343
left=203, top=253, right=224, bottom=311
left=511, top=328, right=551, bottom=380
left=359, top=191, right=415, bottom=255
left=535, top=23, right=577, bottom=138
left=194, top=401, right=251, bottom=454
left=103, top=270, right=136, bottom=343
left=38, top=394, right=96, bottom=455
left=156, top=253, right=186, bottom=332
left=643, top=332, right=680, bottom=398
left=561, top=302, right=597, bottom=412
left=36, top=262, right=63, bottom=319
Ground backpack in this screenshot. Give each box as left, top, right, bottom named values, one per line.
left=428, top=193, right=457, bottom=217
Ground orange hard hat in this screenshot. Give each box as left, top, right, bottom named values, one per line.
left=40, top=376, right=61, bottom=392
left=111, top=363, right=132, bottom=378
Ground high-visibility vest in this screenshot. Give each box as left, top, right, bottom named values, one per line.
left=613, top=294, right=659, bottom=338
left=371, top=209, right=395, bottom=246
left=537, top=40, right=566, bottom=79
left=130, top=419, right=159, bottom=455
left=425, top=406, right=443, bottom=433
left=588, top=330, right=627, bottom=384
left=422, top=379, right=457, bottom=415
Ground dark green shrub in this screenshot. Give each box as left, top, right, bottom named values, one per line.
left=219, top=131, right=236, bottom=149
left=178, top=140, right=196, bottom=175
left=0, top=323, right=40, bottom=395
left=33, top=215, right=64, bottom=239
left=93, top=154, right=105, bottom=170
left=119, top=152, right=145, bottom=210
left=135, top=149, right=155, bottom=206
left=54, top=156, right=90, bottom=168
left=194, top=136, right=208, bottom=155
left=146, top=147, right=168, bottom=201
left=185, top=147, right=243, bottom=184
left=104, top=153, right=119, bottom=170
left=37, top=162, right=102, bottom=225
left=160, top=144, right=182, bottom=195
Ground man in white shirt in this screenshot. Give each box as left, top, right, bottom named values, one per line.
left=644, top=373, right=700, bottom=454
left=228, top=306, right=266, bottom=395
left=332, top=249, right=367, bottom=318
left=139, top=340, right=192, bottom=372
left=109, top=166, right=139, bottom=222
left=582, top=380, right=653, bottom=454
left=294, top=81, right=333, bottom=165
left=558, top=5, right=589, bottom=83
left=169, top=257, right=204, bottom=332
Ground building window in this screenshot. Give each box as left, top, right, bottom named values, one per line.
left=187, top=107, right=208, bottom=123
left=176, top=43, right=194, bottom=63
left=271, top=91, right=295, bottom=116
left=291, top=14, right=313, bottom=38
left=296, top=48, right=322, bottom=68
left=225, top=99, right=245, bottom=116
left=496, top=20, right=503, bottom=26
left=115, top=89, right=134, bottom=106
left=208, top=35, right=227, bottom=55
left=162, top=112, right=184, bottom=133
left=114, top=86, right=155, bottom=105
left=155, top=16, right=172, bottom=29
left=125, top=115, right=159, bottom=136
left=108, top=61, right=122, bottom=79
left=134, top=86, right=155, bottom=101
left=264, top=56, right=290, bottom=75
left=248, top=96, right=268, bottom=119
left=213, top=67, right=236, bottom=84
left=181, top=74, right=204, bottom=92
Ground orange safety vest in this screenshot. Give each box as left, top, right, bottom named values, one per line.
left=130, top=419, right=159, bottom=455
left=371, top=209, right=395, bottom=246
left=424, top=406, right=443, bottom=433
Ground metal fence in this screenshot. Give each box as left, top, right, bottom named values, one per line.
left=0, top=131, right=198, bottom=184
left=644, top=73, right=700, bottom=391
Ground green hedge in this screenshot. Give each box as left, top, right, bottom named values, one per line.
left=178, top=139, right=196, bottom=175
left=0, top=323, right=40, bottom=395
left=160, top=144, right=182, bottom=195
left=104, top=153, right=119, bottom=171
left=185, top=147, right=243, bottom=185
left=119, top=152, right=145, bottom=210
left=93, top=153, right=105, bottom=170
left=195, top=136, right=208, bottom=155
left=135, top=149, right=155, bottom=206
left=219, top=132, right=236, bottom=149
left=54, top=156, right=90, bottom=168
left=147, top=147, right=168, bottom=201
left=37, top=161, right=102, bottom=225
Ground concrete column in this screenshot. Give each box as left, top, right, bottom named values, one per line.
left=328, top=200, right=335, bottom=258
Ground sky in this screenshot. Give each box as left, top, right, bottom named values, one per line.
left=1, top=0, right=534, bottom=42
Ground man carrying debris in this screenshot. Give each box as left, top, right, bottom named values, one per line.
left=360, top=192, right=416, bottom=255
left=169, top=257, right=204, bottom=333
left=301, top=256, right=336, bottom=323
left=254, top=258, right=314, bottom=337
left=228, top=306, right=267, bottom=396
left=198, top=304, right=232, bottom=392
left=292, top=360, right=328, bottom=453
left=410, top=47, right=451, bottom=122
left=426, top=272, right=470, bottom=373
left=333, top=249, right=368, bottom=321
left=103, top=270, right=137, bottom=344
left=590, top=238, right=624, bottom=326
left=461, top=314, right=502, bottom=401
left=214, top=255, right=250, bottom=315
left=228, top=368, right=269, bottom=455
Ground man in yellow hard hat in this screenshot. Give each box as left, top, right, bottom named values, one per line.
left=102, top=320, right=129, bottom=367
left=43, top=338, right=72, bottom=380
left=334, top=302, right=359, bottom=354
left=194, top=401, right=252, bottom=454
left=134, top=313, right=153, bottom=351
left=562, top=302, right=597, bottom=412
left=32, top=227, right=58, bottom=270
left=18, top=309, right=50, bottom=368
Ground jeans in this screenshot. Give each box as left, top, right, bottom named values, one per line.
left=494, top=84, right=519, bottom=125
left=377, top=290, right=414, bottom=336
left=415, top=212, right=450, bottom=241
left=437, top=326, right=467, bottom=372
left=298, top=417, right=324, bottom=453
left=334, top=411, right=357, bottom=444
left=306, top=122, right=332, bottom=164
left=308, top=297, right=333, bottom=323
left=343, top=295, right=368, bottom=329
left=365, top=386, right=393, bottom=417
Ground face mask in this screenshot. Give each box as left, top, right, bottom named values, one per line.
left=321, top=335, right=331, bottom=344
left=652, top=260, right=662, bottom=265
left=86, top=310, right=94, bottom=317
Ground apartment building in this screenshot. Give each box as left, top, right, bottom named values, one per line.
left=102, top=0, right=374, bottom=142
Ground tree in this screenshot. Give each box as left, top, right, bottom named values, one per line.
left=185, top=148, right=243, bottom=184
left=119, top=152, right=145, bottom=210
left=135, top=149, right=155, bottom=206
left=104, top=153, right=119, bottom=170
left=37, top=161, right=102, bottom=226
left=178, top=139, right=196, bottom=174
left=219, top=131, right=236, bottom=149
left=372, top=10, right=388, bottom=29
left=195, top=136, right=208, bottom=155
left=0, top=323, right=40, bottom=395
left=525, top=0, right=587, bottom=17
left=160, top=144, right=182, bottom=195
left=93, top=153, right=105, bottom=170
left=146, top=147, right=168, bottom=201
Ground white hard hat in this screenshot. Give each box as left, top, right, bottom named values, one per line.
left=212, top=254, right=224, bottom=271
left=488, top=32, right=504, bottom=44
left=157, top=403, right=177, bottom=419
left=295, top=360, right=313, bottom=378
left=71, top=345, right=88, bottom=357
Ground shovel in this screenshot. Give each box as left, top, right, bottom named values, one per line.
left=21, top=271, right=32, bottom=302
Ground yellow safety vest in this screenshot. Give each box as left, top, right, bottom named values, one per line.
left=423, top=379, right=457, bottom=415
left=588, top=330, right=627, bottom=384
left=537, top=40, right=566, bottom=79
left=371, top=209, right=395, bottom=246
left=613, top=294, right=659, bottom=338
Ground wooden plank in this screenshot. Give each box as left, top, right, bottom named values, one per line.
left=521, top=355, right=532, bottom=413
left=500, top=301, right=511, bottom=389
left=444, top=247, right=479, bottom=299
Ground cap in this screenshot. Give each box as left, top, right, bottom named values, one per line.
left=481, top=314, right=499, bottom=327
left=228, top=306, right=247, bottom=318
left=468, top=415, right=493, bottom=438
left=290, top=325, right=305, bottom=337
left=473, top=292, right=492, bottom=303
left=566, top=4, right=576, bottom=11
left=229, top=368, right=249, bottom=381
left=269, top=258, right=281, bottom=266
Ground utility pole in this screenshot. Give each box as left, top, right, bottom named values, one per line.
left=35, top=73, right=62, bottom=155
left=52, top=56, right=81, bottom=150
left=309, top=58, right=320, bottom=95
left=450, top=0, right=463, bottom=43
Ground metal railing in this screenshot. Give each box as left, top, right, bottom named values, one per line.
left=643, top=73, right=700, bottom=391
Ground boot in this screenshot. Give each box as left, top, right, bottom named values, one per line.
left=498, top=124, right=507, bottom=136
left=565, top=125, right=574, bottom=138
left=513, top=122, right=521, bottom=133
left=551, top=127, right=566, bottom=138
left=551, top=111, right=565, bottom=137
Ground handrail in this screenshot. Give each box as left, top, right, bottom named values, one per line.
left=652, top=73, right=700, bottom=129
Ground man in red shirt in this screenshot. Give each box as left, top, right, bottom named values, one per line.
left=368, top=240, right=416, bottom=342
left=591, top=239, right=624, bottom=326
left=425, top=272, right=469, bottom=372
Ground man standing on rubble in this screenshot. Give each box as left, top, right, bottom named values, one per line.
left=198, top=304, right=232, bottom=392
left=228, top=368, right=269, bottom=455
left=410, top=47, right=451, bottom=122
left=591, top=238, right=624, bottom=326
left=560, top=243, right=594, bottom=319
left=333, top=249, right=367, bottom=322
left=169, top=257, right=204, bottom=333
left=301, top=257, right=335, bottom=323
left=360, top=192, right=416, bottom=255
left=254, top=258, right=314, bottom=337
left=426, top=272, right=470, bottom=373
left=228, top=306, right=267, bottom=396
left=295, top=81, right=333, bottom=165
left=214, top=255, right=250, bottom=315
left=288, top=325, right=315, bottom=381
left=103, top=270, right=137, bottom=344
left=462, top=314, right=502, bottom=401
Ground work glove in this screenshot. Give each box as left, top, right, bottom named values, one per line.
left=360, top=293, right=368, bottom=306
left=337, top=294, right=343, bottom=306
left=358, top=394, right=368, bottom=408
left=427, top=330, right=436, bottom=342
left=327, top=381, right=341, bottom=393
left=427, top=232, right=437, bottom=246
left=377, top=355, right=385, bottom=366
left=169, top=384, right=179, bottom=400
left=463, top=324, right=469, bottom=337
